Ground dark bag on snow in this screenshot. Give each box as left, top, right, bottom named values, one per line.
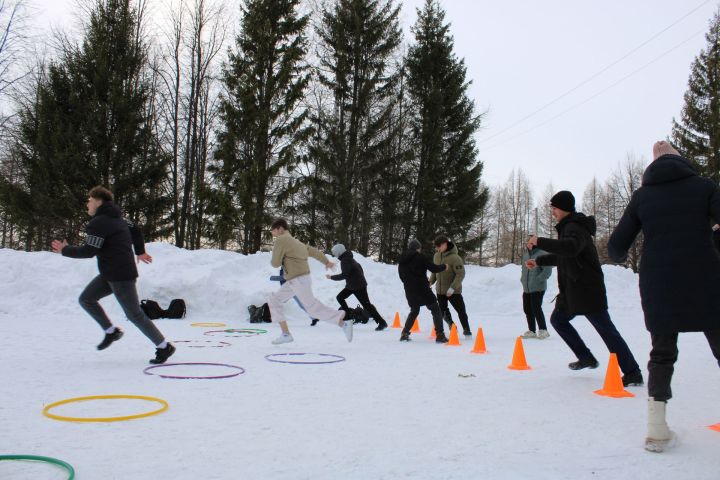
left=141, top=300, right=164, bottom=320
left=165, top=299, right=187, bottom=319
left=248, top=303, right=272, bottom=323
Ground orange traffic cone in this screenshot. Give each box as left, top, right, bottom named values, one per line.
left=507, top=336, right=531, bottom=370
left=429, top=326, right=436, bottom=339
left=411, top=317, right=420, bottom=333
left=470, top=327, right=487, bottom=354
left=594, top=353, right=634, bottom=398
left=709, top=424, right=720, bottom=432
left=446, top=324, right=461, bottom=346
left=391, top=311, right=402, bottom=329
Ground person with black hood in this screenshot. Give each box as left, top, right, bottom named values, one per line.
left=526, top=190, right=642, bottom=386
left=608, top=141, right=720, bottom=453
left=429, top=235, right=471, bottom=337
left=398, top=238, right=449, bottom=343
left=50, top=186, right=175, bottom=364
left=326, top=244, right=388, bottom=331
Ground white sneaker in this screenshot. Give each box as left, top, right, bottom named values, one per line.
left=521, top=330, right=537, bottom=339
left=537, top=330, right=550, bottom=339
left=272, top=333, right=294, bottom=345
left=342, top=320, right=354, bottom=342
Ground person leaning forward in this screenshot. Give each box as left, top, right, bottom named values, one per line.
left=526, top=190, right=643, bottom=386
left=266, top=218, right=354, bottom=345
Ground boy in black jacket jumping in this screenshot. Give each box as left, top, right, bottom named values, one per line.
left=398, top=238, right=449, bottom=343
left=327, top=244, right=388, bottom=331
left=51, top=186, right=175, bottom=364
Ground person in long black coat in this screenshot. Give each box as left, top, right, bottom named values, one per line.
left=608, top=141, right=720, bottom=452
left=397, top=238, right=449, bottom=343
left=527, top=190, right=642, bottom=384
left=327, top=244, right=388, bottom=331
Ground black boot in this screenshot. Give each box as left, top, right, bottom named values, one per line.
left=150, top=343, right=176, bottom=364
left=310, top=318, right=319, bottom=326
left=568, top=356, right=599, bottom=370
left=97, top=328, right=124, bottom=350
left=622, top=369, right=644, bottom=387
left=375, top=319, right=388, bottom=331
left=435, top=332, right=449, bottom=344
left=399, top=331, right=411, bottom=342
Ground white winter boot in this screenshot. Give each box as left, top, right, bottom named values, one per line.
left=272, top=333, right=294, bottom=345
left=645, top=398, right=676, bottom=453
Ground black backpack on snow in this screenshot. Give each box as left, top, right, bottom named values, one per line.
left=248, top=303, right=272, bottom=323
left=166, top=299, right=187, bottom=319
left=141, top=298, right=187, bottom=319
left=141, top=300, right=164, bottom=320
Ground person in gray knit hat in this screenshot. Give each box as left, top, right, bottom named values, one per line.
left=326, top=244, right=388, bottom=330
left=397, top=238, right=450, bottom=343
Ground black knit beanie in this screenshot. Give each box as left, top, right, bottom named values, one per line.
left=408, top=238, right=422, bottom=251
left=550, top=190, right=576, bottom=212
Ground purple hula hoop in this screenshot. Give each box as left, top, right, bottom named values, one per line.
left=264, top=353, right=346, bottom=365
left=143, top=362, right=246, bottom=379
left=172, top=340, right=232, bottom=348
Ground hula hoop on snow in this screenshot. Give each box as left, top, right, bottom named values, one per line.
left=172, top=340, right=232, bottom=348
left=204, top=328, right=267, bottom=337
left=143, top=362, right=246, bottom=379
left=265, top=353, right=346, bottom=365
left=190, top=322, right=226, bottom=327
left=0, top=455, right=75, bottom=479
left=43, top=395, right=168, bottom=423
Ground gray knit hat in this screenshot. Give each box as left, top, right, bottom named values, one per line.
left=331, top=244, right=346, bottom=258
left=408, top=238, right=422, bottom=251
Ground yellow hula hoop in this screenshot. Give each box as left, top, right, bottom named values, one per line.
left=43, top=395, right=169, bottom=423
left=190, top=322, right=226, bottom=327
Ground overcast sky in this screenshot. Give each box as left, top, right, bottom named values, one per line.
left=28, top=0, right=720, bottom=206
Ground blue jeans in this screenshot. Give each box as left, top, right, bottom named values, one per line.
left=550, top=308, right=640, bottom=375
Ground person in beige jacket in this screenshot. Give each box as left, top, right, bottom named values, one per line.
left=267, top=218, right=353, bottom=344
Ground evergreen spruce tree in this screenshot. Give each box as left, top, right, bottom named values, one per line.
left=0, top=0, right=169, bottom=249
left=672, top=9, right=720, bottom=183
left=214, top=0, right=310, bottom=253
left=405, top=0, right=486, bottom=252
left=308, top=0, right=402, bottom=253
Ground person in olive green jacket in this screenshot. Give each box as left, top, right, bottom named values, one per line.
left=267, top=218, right=354, bottom=345
left=429, top=235, right=471, bottom=336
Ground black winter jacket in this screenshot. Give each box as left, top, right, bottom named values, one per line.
left=398, top=249, right=447, bottom=308
left=608, top=154, right=720, bottom=334
left=62, top=202, right=146, bottom=282
left=329, top=251, right=368, bottom=291
left=536, top=213, right=608, bottom=315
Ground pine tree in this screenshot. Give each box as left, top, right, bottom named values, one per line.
left=672, top=9, right=720, bottom=183
left=405, top=0, right=486, bottom=252
left=307, top=0, right=403, bottom=253
left=214, top=0, right=310, bottom=253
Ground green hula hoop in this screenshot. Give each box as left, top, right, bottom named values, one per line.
left=0, top=454, right=75, bottom=479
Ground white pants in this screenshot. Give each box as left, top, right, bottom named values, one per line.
left=268, top=274, right=344, bottom=325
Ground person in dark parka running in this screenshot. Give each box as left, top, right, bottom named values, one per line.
left=397, top=238, right=449, bottom=343
left=327, top=244, right=388, bottom=331
left=51, top=186, right=175, bottom=364
left=526, top=190, right=642, bottom=385
left=608, top=141, right=720, bottom=453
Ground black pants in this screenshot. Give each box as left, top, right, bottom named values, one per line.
left=402, top=300, right=445, bottom=336
left=550, top=308, right=640, bottom=375
left=437, top=293, right=471, bottom=334
left=79, top=275, right=166, bottom=346
left=336, top=287, right=386, bottom=324
left=522, top=291, right=547, bottom=332
left=648, top=330, right=720, bottom=401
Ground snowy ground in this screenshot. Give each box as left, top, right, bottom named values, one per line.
left=0, top=242, right=718, bottom=479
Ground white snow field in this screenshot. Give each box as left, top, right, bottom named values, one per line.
left=0, top=242, right=718, bottom=479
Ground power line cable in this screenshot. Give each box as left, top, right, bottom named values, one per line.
left=481, top=28, right=705, bottom=152
left=479, top=0, right=712, bottom=145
